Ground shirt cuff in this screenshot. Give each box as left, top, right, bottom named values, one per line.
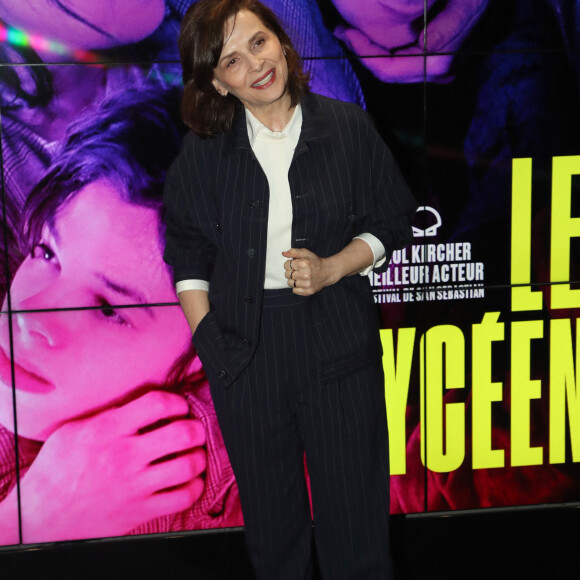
left=175, top=279, right=210, bottom=294
left=354, top=233, right=386, bottom=275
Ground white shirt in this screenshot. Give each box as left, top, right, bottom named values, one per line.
left=175, top=105, right=385, bottom=294
left=248, top=105, right=300, bottom=288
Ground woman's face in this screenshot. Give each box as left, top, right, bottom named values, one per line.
left=0, top=0, right=165, bottom=50
left=212, top=9, right=290, bottom=117
left=0, top=180, right=191, bottom=441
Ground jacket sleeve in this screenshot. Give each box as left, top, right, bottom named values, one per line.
left=163, top=135, right=217, bottom=285
left=357, top=112, right=418, bottom=274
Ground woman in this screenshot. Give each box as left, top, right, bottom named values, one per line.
left=0, top=87, right=242, bottom=545
left=0, top=0, right=365, bottom=293
left=164, top=0, right=417, bottom=578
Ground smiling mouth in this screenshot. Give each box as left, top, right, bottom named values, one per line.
left=252, top=69, right=275, bottom=88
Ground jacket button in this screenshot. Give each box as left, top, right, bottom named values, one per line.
left=243, top=338, right=251, bottom=347
left=215, top=220, right=221, bottom=229
left=247, top=248, right=256, bottom=258
left=244, top=296, right=253, bottom=304
left=348, top=214, right=356, bottom=222
left=218, top=370, right=227, bottom=379
left=250, top=200, right=261, bottom=209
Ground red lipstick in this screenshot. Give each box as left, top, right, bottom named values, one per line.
left=251, top=68, right=276, bottom=89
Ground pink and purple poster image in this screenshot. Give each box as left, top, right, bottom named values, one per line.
left=1, top=0, right=580, bottom=546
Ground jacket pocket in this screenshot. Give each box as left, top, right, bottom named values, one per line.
left=192, top=310, right=251, bottom=388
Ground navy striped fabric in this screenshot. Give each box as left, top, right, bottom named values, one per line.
left=207, top=289, right=393, bottom=579
left=163, top=93, right=417, bottom=389
left=163, top=92, right=416, bottom=578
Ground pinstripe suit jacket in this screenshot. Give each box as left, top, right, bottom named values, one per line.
left=163, top=93, right=417, bottom=389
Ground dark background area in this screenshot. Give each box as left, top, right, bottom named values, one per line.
left=1, top=504, right=579, bottom=579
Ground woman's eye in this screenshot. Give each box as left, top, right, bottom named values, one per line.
left=31, top=243, right=55, bottom=262
left=254, top=37, right=264, bottom=48
left=227, top=57, right=238, bottom=68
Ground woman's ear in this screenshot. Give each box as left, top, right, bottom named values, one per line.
left=212, top=79, right=228, bottom=97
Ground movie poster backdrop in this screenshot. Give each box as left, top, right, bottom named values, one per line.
left=0, top=0, right=579, bottom=545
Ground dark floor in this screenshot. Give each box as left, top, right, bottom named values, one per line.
left=1, top=504, right=579, bottom=580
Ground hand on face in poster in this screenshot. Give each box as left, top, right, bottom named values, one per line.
left=332, top=0, right=490, bottom=82
left=16, top=391, right=206, bottom=543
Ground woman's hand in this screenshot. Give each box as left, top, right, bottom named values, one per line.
left=283, top=239, right=374, bottom=295
left=178, top=289, right=210, bottom=336
left=283, top=248, right=337, bottom=296
left=18, top=390, right=207, bottom=543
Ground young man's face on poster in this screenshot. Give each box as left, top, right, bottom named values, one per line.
left=0, top=180, right=191, bottom=441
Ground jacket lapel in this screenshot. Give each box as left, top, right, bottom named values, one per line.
left=293, top=93, right=333, bottom=162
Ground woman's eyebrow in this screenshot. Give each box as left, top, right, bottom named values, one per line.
left=220, top=31, right=265, bottom=64
left=219, top=50, right=237, bottom=65
left=95, top=272, right=156, bottom=319
left=247, top=31, right=265, bottom=45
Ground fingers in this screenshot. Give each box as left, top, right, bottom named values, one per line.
left=284, top=262, right=302, bottom=279
left=292, top=285, right=316, bottom=296
left=363, top=54, right=426, bottom=83
left=421, top=0, right=488, bottom=81
left=284, top=250, right=304, bottom=278
left=109, top=391, right=191, bottom=435
left=283, top=259, right=309, bottom=283
left=335, top=26, right=425, bottom=83
left=425, top=55, right=455, bottom=82
left=143, top=447, right=207, bottom=493
left=423, top=0, right=489, bottom=52
left=282, top=248, right=324, bottom=294
left=283, top=249, right=310, bottom=280
left=131, top=419, right=208, bottom=512
left=136, top=417, right=206, bottom=461
left=286, top=271, right=316, bottom=295
left=144, top=449, right=207, bottom=516
left=334, top=0, right=488, bottom=84
left=283, top=248, right=316, bottom=266
left=146, top=475, right=206, bottom=518
left=282, top=248, right=312, bottom=260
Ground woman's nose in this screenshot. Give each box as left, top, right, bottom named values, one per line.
left=249, top=54, right=264, bottom=72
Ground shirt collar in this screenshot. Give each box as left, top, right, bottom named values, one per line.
left=245, top=104, right=302, bottom=147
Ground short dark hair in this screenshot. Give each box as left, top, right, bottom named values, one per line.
left=22, top=86, right=185, bottom=253
left=178, top=0, right=310, bottom=136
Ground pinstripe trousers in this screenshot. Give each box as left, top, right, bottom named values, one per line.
left=207, top=289, right=394, bottom=580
